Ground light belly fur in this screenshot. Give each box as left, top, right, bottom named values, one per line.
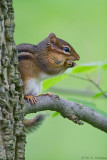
left=24, top=78, right=42, bottom=96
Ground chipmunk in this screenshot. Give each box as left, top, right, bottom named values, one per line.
left=16, top=33, right=80, bottom=131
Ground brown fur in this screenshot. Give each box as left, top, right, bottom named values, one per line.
left=17, top=33, right=80, bottom=88
left=18, top=55, right=41, bottom=83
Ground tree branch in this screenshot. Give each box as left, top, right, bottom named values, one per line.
left=24, top=94, right=107, bottom=133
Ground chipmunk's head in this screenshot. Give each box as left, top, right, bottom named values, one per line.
left=37, top=33, right=80, bottom=75
left=47, top=33, right=80, bottom=68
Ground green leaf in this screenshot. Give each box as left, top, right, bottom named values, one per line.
left=70, top=61, right=107, bottom=74
left=42, top=61, right=107, bottom=91
left=101, top=64, right=107, bottom=70
left=93, top=91, right=107, bottom=98
left=43, top=74, right=68, bottom=91
left=71, top=65, right=98, bottom=73
left=52, top=112, right=60, bottom=117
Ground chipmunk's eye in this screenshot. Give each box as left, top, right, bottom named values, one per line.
left=63, top=47, right=70, bottom=53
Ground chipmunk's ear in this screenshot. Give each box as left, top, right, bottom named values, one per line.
left=48, top=33, right=57, bottom=44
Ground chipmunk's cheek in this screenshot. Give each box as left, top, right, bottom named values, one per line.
left=65, top=60, right=76, bottom=68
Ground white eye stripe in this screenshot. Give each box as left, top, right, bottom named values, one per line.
left=63, top=46, right=71, bottom=49
left=62, top=46, right=71, bottom=55
left=63, top=46, right=71, bottom=51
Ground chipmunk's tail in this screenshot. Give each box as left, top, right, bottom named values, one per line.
left=23, top=114, right=46, bottom=133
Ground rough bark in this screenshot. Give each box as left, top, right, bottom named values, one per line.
left=0, top=0, right=26, bottom=160
left=24, top=94, right=107, bottom=133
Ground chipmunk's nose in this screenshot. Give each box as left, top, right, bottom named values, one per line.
left=73, top=50, right=80, bottom=61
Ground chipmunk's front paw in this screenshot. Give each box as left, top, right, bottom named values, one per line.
left=24, top=95, right=37, bottom=104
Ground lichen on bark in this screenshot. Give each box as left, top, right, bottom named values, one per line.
left=0, top=0, right=26, bottom=159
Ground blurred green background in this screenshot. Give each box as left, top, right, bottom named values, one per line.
left=14, top=0, right=107, bottom=160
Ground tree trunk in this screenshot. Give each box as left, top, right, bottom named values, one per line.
left=0, top=0, right=26, bottom=159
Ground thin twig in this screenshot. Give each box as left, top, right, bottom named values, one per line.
left=67, top=74, right=107, bottom=98
left=67, top=74, right=89, bottom=81
left=86, top=74, right=103, bottom=92
left=86, top=74, right=107, bottom=98
left=96, top=70, right=102, bottom=85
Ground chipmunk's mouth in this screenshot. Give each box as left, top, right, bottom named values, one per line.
left=66, top=60, right=76, bottom=68
left=71, top=61, right=76, bottom=67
